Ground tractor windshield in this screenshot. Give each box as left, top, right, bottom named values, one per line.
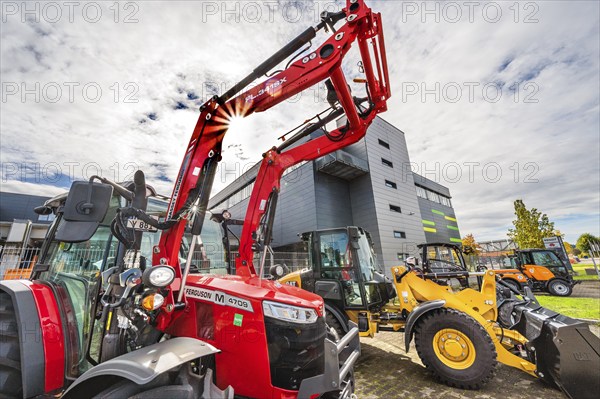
left=529, top=250, right=570, bottom=275
left=35, top=195, right=166, bottom=374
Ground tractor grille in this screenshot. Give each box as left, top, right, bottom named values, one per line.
left=264, top=316, right=325, bottom=391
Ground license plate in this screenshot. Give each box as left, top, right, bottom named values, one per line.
left=127, top=217, right=158, bottom=232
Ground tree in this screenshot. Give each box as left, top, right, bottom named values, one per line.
left=507, top=199, right=555, bottom=249
left=576, top=233, right=600, bottom=255
left=563, top=241, right=573, bottom=255
left=462, top=234, right=481, bottom=255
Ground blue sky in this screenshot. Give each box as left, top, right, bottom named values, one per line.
left=1, top=1, right=598, bottom=243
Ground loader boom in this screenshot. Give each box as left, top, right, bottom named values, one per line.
left=151, top=0, right=390, bottom=299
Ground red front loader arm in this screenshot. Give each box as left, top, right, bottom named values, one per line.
left=237, top=17, right=390, bottom=276
left=153, top=0, right=390, bottom=296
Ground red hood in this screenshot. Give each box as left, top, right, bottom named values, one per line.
left=185, top=274, right=324, bottom=313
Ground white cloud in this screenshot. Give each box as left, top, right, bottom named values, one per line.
left=1, top=0, right=598, bottom=244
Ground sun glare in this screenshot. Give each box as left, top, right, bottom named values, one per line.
left=226, top=115, right=251, bottom=135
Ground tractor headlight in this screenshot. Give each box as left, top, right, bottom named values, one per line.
left=262, top=300, right=318, bottom=324
left=142, top=266, right=175, bottom=288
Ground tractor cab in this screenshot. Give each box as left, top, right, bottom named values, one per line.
left=28, top=180, right=170, bottom=376
left=1, top=175, right=233, bottom=397
left=515, top=248, right=574, bottom=277
left=281, top=227, right=395, bottom=316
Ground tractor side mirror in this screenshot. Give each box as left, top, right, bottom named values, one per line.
left=55, top=181, right=113, bottom=243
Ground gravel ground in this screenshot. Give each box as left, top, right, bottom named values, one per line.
left=353, top=325, right=600, bottom=399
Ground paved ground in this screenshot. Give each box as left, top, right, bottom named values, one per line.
left=570, top=280, right=600, bottom=298
left=353, top=326, right=599, bottom=399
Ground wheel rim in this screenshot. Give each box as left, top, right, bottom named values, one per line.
left=553, top=282, right=568, bottom=295
left=432, top=328, right=476, bottom=369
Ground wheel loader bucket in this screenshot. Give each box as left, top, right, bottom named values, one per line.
left=512, top=301, right=600, bottom=399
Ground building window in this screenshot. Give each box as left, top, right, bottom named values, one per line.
left=385, top=180, right=397, bottom=189
left=381, top=158, right=393, bottom=168
left=378, top=139, right=390, bottom=149
left=415, top=185, right=427, bottom=199
left=440, top=196, right=452, bottom=207
left=389, top=204, right=401, bottom=213
left=394, top=230, right=406, bottom=239
left=397, top=253, right=409, bottom=261
left=426, top=190, right=440, bottom=203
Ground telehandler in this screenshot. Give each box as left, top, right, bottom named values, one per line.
left=0, top=1, right=388, bottom=397
left=276, top=228, right=599, bottom=398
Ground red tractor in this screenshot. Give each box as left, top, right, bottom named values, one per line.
left=0, top=1, right=389, bottom=397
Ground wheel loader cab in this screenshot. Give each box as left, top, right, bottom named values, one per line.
left=420, top=243, right=467, bottom=273
left=418, top=243, right=471, bottom=289
left=297, top=227, right=396, bottom=314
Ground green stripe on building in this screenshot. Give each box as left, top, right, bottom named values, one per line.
left=445, top=216, right=457, bottom=222
left=447, top=225, right=459, bottom=231
left=431, top=209, right=445, bottom=216
left=424, top=227, right=437, bottom=233
left=450, top=237, right=462, bottom=243
left=422, top=220, right=436, bottom=226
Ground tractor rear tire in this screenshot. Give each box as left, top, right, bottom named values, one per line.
left=414, top=308, right=497, bottom=390
left=0, top=291, right=22, bottom=398
left=547, top=278, right=573, bottom=297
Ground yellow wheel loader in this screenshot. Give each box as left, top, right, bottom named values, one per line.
left=278, top=227, right=599, bottom=398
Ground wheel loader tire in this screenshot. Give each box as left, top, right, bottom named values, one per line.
left=547, top=278, right=572, bottom=296
left=325, top=312, right=345, bottom=342
left=501, top=278, right=522, bottom=294
left=414, top=308, right=497, bottom=390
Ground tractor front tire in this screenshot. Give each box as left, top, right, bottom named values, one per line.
left=547, top=278, right=573, bottom=296
left=414, top=308, right=497, bottom=390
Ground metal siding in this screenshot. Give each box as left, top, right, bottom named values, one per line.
left=361, top=118, right=427, bottom=273
left=271, top=163, right=317, bottom=246
left=314, top=172, right=353, bottom=230
left=0, top=193, right=51, bottom=223
left=208, top=117, right=459, bottom=275
left=413, top=173, right=451, bottom=198
left=417, top=197, right=461, bottom=244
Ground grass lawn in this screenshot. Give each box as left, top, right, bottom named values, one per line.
left=571, top=263, right=600, bottom=281
left=536, top=296, right=600, bottom=321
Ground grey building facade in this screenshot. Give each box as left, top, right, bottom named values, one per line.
left=0, top=192, right=54, bottom=246
left=209, top=117, right=460, bottom=270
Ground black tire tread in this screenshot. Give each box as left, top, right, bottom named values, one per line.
left=413, top=308, right=497, bottom=390
left=325, top=311, right=345, bottom=341
left=0, top=291, right=21, bottom=398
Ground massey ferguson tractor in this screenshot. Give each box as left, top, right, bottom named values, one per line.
left=0, top=1, right=388, bottom=397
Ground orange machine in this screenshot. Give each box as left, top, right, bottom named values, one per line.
left=491, top=249, right=578, bottom=296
